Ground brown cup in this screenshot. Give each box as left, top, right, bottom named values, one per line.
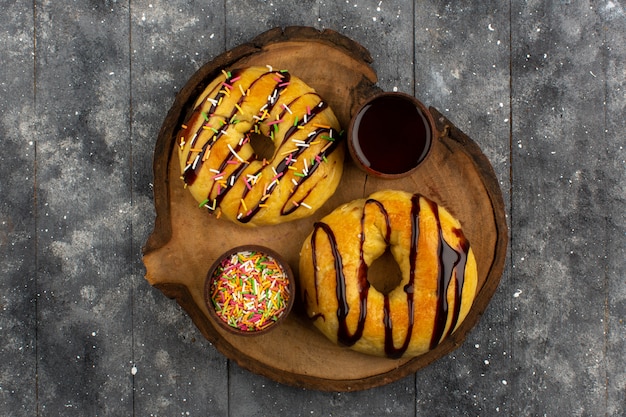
left=347, top=92, right=436, bottom=179
left=204, top=245, right=295, bottom=336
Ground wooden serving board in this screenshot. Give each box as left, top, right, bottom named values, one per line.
left=142, top=26, right=508, bottom=391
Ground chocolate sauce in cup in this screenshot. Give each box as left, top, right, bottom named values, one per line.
left=348, top=92, right=435, bottom=178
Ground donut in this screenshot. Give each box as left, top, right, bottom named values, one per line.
left=177, top=66, right=345, bottom=227
left=298, top=190, right=478, bottom=358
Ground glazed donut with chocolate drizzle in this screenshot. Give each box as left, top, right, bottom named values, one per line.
left=177, top=66, right=344, bottom=227
left=298, top=190, right=478, bottom=358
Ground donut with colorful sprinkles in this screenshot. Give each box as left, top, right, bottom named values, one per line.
left=177, top=66, right=345, bottom=227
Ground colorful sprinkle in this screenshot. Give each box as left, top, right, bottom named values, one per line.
left=227, top=143, right=246, bottom=163
left=266, top=119, right=283, bottom=126
left=281, top=148, right=298, bottom=156
left=243, top=177, right=252, bottom=191
left=209, top=250, right=291, bottom=332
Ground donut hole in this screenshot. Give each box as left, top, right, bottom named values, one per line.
left=367, top=246, right=403, bottom=295
left=249, top=131, right=276, bottom=161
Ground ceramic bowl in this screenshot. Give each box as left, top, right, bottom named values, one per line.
left=204, top=245, right=295, bottom=336
left=347, top=92, right=436, bottom=179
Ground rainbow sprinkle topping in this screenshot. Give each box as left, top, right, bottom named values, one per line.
left=209, top=250, right=291, bottom=332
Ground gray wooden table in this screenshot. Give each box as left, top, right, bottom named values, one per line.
left=1, top=1, right=624, bottom=416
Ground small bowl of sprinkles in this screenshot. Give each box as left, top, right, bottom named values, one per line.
left=204, top=245, right=294, bottom=336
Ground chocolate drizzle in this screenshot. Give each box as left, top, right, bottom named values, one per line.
left=427, top=200, right=458, bottom=349
left=311, top=222, right=344, bottom=308
left=382, top=194, right=420, bottom=358
left=181, top=68, right=245, bottom=186
left=308, top=194, right=472, bottom=358
left=178, top=68, right=343, bottom=223
left=446, top=229, right=469, bottom=340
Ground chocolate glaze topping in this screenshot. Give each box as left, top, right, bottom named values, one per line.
left=308, top=194, right=471, bottom=358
